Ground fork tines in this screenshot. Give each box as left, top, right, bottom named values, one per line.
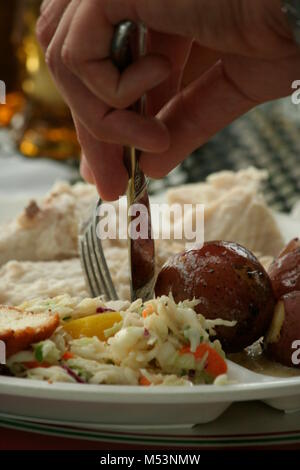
left=79, top=200, right=118, bottom=300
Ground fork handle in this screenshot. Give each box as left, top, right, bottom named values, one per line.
left=110, top=20, right=146, bottom=113
left=110, top=21, right=147, bottom=192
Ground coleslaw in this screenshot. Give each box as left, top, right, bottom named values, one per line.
left=6, top=294, right=235, bottom=386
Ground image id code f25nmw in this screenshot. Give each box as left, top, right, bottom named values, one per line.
left=0, top=81, right=6, bottom=104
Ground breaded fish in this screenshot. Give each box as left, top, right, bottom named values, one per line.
left=0, top=306, right=59, bottom=357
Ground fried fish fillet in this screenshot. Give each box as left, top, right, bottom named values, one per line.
left=0, top=306, right=59, bottom=357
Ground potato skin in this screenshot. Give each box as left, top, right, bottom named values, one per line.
left=269, top=238, right=300, bottom=300
left=155, top=241, right=275, bottom=353
left=265, top=291, right=300, bottom=368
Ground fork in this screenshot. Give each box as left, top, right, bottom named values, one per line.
left=79, top=21, right=155, bottom=301
left=79, top=198, right=118, bottom=300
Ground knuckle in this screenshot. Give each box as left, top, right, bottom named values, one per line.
left=45, top=45, right=60, bottom=77
left=36, top=15, right=52, bottom=49
left=61, top=43, right=79, bottom=71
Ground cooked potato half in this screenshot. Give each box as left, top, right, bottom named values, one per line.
left=265, top=291, right=300, bottom=368
left=269, top=238, right=300, bottom=299
left=155, top=241, right=275, bottom=353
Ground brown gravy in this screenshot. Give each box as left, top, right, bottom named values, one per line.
left=229, top=344, right=300, bottom=378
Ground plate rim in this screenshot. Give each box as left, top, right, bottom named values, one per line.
left=1, top=373, right=300, bottom=404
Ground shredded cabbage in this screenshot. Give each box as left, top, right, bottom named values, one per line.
left=9, top=294, right=235, bottom=386
left=33, top=340, right=61, bottom=364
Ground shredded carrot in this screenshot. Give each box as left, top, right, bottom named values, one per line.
left=179, top=346, right=192, bottom=355
left=142, top=305, right=154, bottom=319
left=62, top=351, right=74, bottom=360
left=139, top=375, right=151, bottom=386
left=179, top=343, right=227, bottom=377
left=23, top=361, right=51, bottom=369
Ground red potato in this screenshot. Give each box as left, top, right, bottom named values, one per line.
left=155, top=241, right=275, bottom=353
left=269, top=238, right=300, bottom=300
left=265, top=291, right=300, bottom=368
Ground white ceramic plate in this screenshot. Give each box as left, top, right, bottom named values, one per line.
left=0, top=196, right=299, bottom=428
left=1, top=361, right=300, bottom=427
left=1, top=401, right=300, bottom=448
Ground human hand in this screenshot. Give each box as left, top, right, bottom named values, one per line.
left=37, top=0, right=300, bottom=200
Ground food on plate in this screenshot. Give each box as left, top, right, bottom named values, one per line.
left=0, top=240, right=182, bottom=305
left=0, top=167, right=283, bottom=305
left=155, top=241, right=275, bottom=353
left=265, top=291, right=300, bottom=368
left=167, top=167, right=284, bottom=257
left=0, top=259, right=89, bottom=305
left=0, top=182, right=97, bottom=266
left=0, top=168, right=283, bottom=270
left=268, top=238, right=300, bottom=299
left=0, top=167, right=295, bottom=384
left=0, top=306, right=59, bottom=357
left=0, top=244, right=273, bottom=307
left=229, top=342, right=300, bottom=378
left=3, top=294, right=233, bottom=386
left=64, top=311, right=123, bottom=341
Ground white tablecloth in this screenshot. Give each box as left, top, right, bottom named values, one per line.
left=0, top=130, right=78, bottom=199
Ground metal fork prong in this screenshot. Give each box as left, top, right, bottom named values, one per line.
left=84, top=228, right=104, bottom=297
left=91, top=209, right=118, bottom=300
left=86, top=224, right=110, bottom=298
left=79, top=201, right=119, bottom=300
left=79, top=234, right=98, bottom=298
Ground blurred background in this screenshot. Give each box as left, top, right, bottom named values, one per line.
left=0, top=1, right=299, bottom=212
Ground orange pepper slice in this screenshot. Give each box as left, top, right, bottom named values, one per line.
left=63, top=311, right=122, bottom=341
